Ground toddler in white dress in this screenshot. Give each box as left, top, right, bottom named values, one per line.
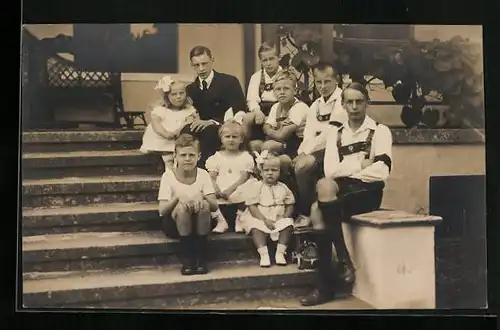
left=240, top=151, right=295, bottom=267
left=205, top=121, right=257, bottom=233
left=140, top=75, right=199, bottom=169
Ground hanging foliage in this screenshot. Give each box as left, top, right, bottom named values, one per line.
left=274, top=24, right=484, bottom=128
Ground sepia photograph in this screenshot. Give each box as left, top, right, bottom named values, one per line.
left=20, top=23, right=486, bottom=310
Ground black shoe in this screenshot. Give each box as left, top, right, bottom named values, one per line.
left=195, top=261, right=209, bottom=275
left=181, top=262, right=196, bottom=276
left=300, top=288, right=335, bottom=306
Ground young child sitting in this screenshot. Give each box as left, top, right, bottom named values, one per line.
left=252, top=69, right=309, bottom=183
left=243, top=41, right=282, bottom=143
left=240, top=152, right=295, bottom=267
left=140, top=75, right=198, bottom=170
left=205, top=121, right=258, bottom=233
left=158, top=134, right=219, bottom=276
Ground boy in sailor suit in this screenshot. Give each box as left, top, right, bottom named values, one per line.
left=293, top=62, right=347, bottom=226
left=300, top=82, right=393, bottom=306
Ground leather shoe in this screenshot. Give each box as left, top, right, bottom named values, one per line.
left=300, top=288, right=335, bottom=306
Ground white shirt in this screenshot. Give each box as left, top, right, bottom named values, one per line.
left=205, top=151, right=255, bottom=192
left=298, top=87, right=347, bottom=155
left=140, top=106, right=198, bottom=152
left=246, top=66, right=282, bottom=111
left=323, top=115, right=393, bottom=183
left=265, top=99, right=309, bottom=134
left=198, top=70, right=215, bottom=90
left=158, top=168, right=215, bottom=201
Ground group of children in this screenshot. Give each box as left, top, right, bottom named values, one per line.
left=140, top=41, right=346, bottom=275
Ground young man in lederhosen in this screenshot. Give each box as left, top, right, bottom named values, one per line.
left=292, top=62, right=347, bottom=227
left=242, top=41, right=282, bottom=149
left=300, top=82, right=394, bottom=306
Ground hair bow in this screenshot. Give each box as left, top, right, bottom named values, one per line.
left=253, top=150, right=269, bottom=170
left=155, top=75, right=175, bottom=93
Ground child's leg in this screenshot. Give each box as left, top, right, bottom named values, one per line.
left=234, top=203, right=246, bottom=233
left=172, top=203, right=196, bottom=275
left=249, top=140, right=264, bottom=154
left=251, top=228, right=271, bottom=267
left=211, top=202, right=229, bottom=234
left=194, top=201, right=212, bottom=274
left=261, top=139, right=286, bottom=154
left=242, top=112, right=256, bottom=139
left=161, top=152, right=175, bottom=170
left=275, top=225, right=294, bottom=265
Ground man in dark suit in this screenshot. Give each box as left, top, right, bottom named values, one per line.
left=181, top=45, right=247, bottom=168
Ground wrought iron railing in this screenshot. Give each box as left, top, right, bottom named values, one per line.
left=21, top=29, right=126, bottom=130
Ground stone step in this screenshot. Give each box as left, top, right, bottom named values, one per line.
left=22, top=130, right=144, bottom=153
left=184, top=295, right=372, bottom=310
left=22, top=202, right=160, bottom=236
left=22, top=262, right=316, bottom=308
left=22, top=175, right=160, bottom=208
left=22, top=150, right=161, bottom=179
left=22, top=231, right=256, bottom=272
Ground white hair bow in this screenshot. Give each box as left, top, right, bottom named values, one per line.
left=155, top=75, right=175, bottom=93
left=253, top=150, right=269, bottom=169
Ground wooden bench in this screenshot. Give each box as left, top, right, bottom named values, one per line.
left=293, top=209, right=442, bottom=309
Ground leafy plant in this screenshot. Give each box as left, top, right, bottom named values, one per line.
left=273, top=24, right=484, bottom=128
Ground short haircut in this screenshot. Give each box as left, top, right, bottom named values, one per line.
left=189, top=45, right=213, bottom=60
left=258, top=41, right=279, bottom=58
left=312, top=61, right=339, bottom=80
left=341, top=82, right=370, bottom=102
left=174, top=133, right=200, bottom=152
left=273, top=69, right=298, bottom=88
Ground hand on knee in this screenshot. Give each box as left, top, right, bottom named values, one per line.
left=316, top=178, right=339, bottom=202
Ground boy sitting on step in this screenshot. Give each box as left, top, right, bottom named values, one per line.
left=158, top=134, right=219, bottom=276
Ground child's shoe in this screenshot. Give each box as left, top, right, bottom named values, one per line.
left=275, top=243, right=288, bottom=266
left=258, top=246, right=271, bottom=267
left=212, top=209, right=229, bottom=234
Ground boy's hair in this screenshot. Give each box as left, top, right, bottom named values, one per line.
left=174, top=133, right=200, bottom=152
left=189, top=45, right=213, bottom=60
left=312, top=61, right=340, bottom=81
left=218, top=120, right=249, bottom=151
left=273, top=69, right=298, bottom=88
left=341, top=82, right=370, bottom=103
left=258, top=41, right=279, bottom=59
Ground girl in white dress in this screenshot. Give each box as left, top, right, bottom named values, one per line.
left=205, top=120, right=257, bottom=233
left=140, top=75, right=199, bottom=169
left=241, top=152, right=295, bottom=267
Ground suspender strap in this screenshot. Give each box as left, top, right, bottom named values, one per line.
left=336, top=127, right=344, bottom=161
left=337, top=123, right=379, bottom=162
left=259, top=69, right=274, bottom=97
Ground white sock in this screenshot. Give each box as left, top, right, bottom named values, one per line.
left=257, top=246, right=269, bottom=256
left=276, top=244, right=287, bottom=255
left=211, top=208, right=223, bottom=218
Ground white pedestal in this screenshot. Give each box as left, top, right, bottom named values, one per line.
left=342, top=209, right=442, bottom=309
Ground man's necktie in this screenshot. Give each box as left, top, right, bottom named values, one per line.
left=202, top=80, right=208, bottom=91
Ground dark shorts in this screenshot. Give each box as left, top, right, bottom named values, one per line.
left=160, top=214, right=180, bottom=239
left=334, top=177, right=385, bottom=218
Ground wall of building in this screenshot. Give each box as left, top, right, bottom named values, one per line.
left=382, top=144, right=486, bottom=214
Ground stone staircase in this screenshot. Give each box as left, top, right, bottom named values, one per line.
left=21, top=129, right=369, bottom=310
